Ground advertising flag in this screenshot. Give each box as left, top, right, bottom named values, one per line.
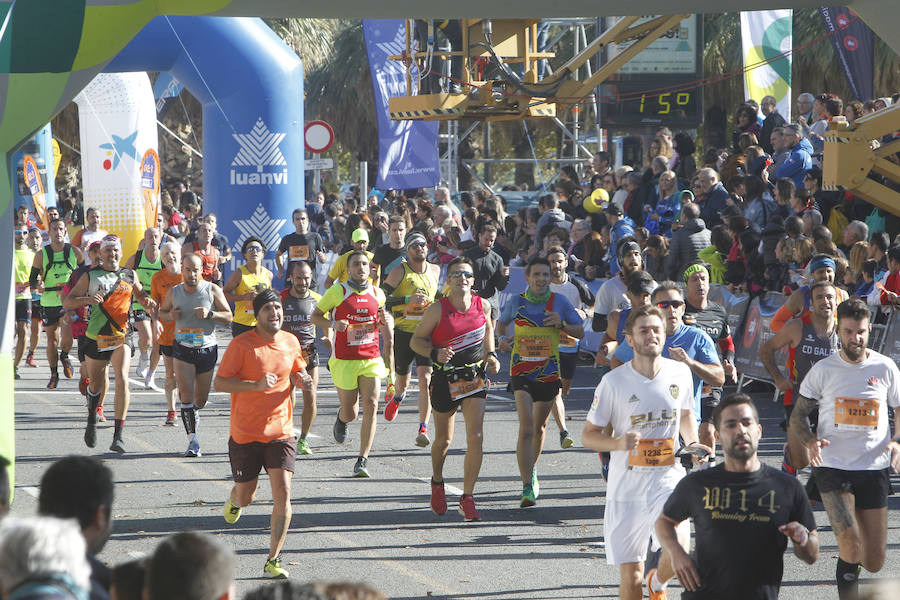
left=23, top=155, right=48, bottom=228
left=741, top=10, right=793, bottom=120
left=140, top=149, right=161, bottom=229
left=820, top=7, right=874, bottom=103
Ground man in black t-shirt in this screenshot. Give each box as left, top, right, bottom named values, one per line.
left=275, top=209, right=326, bottom=290
left=373, top=216, right=407, bottom=293
left=654, top=394, right=818, bottom=600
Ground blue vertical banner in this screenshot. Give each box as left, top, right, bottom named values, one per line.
left=362, top=19, right=440, bottom=190
left=820, top=8, right=873, bottom=103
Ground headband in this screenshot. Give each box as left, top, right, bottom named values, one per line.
left=253, top=287, right=281, bottom=316
left=809, top=256, right=836, bottom=273
left=617, top=240, right=641, bottom=261
left=683, top=263, right=709, bottom=283
left=100, top=235, right=121, bottom=250
left=406, top=232, right=427, bottom=249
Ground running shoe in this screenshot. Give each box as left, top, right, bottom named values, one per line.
left=383, top=394, right=401, bottom=422
left=223, top=497, right=242, bottom=524
left=520, top=484, right=536, bottom=508
left=415, top=423, right=430, bottom=447
left=333, top=415, right=347, bottom=444
left=263, top=556, right=289, bottom=579
left=431, top=480, right=447, bottom=515
left=26, top=353, right=37, bottom=368
left=297, top=438, right=312, bottom=455
left=109, top=435, right=126, bottom=454
left=352, top=457, right=370, bottom=478
left=184, top=439, right=202, bottom=458
left=61, top=356, right=74, bottom=379
left=136, top=354, right=148, bottom=379
left=384, top=381, right=396, bottom=404
left=144, top=369, right=157, bottom=390
left=47, top=373, right=59, bottom=389
left=165, top=411, right=177, bottom=426
left=560, top=430, right=574, bottom=449
left=458, top=494, right=482, bottom=521
left=781, top=443, right=797, bottom=476
left=13, top=366, right=20, bottom=380
left=645, top=568, right=668, bottom=600
left=79, top=377, right=90, bottom=396
left=531, top=469, right=540, bottom=499
left=84, top=418, right=97, bottom=448
left=96, top=406, right=107, bottom=422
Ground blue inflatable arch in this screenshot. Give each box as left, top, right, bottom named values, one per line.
left=106, top=16, right=304, bottom=269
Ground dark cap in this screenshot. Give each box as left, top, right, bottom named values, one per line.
left=604, top=203, right=623, bottom=216
left=625, top=270, right=655, bottom=296
left=252, top=287, right=281, bottom=317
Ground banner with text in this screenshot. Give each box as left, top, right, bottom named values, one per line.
left=820, top=7, right=874, bottom=103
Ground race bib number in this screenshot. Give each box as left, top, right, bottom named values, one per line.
left=559, top=332, right=578, bottom=348
left=628, top=438, right=676, bottom=470
left=289, top=245, right=310, bottom=260
left=404, top=297, right=430, bottom=319
left=834, top=397, right=879, bottom=430
left=518, top=336, right=552, bottom=361
left=96, top=333, right=125, bottom=352
left=449, top=376, right=486, bottom=401
left=347, top=322, right=376, bottom=346
left=175, top=328, right=204, bottom=347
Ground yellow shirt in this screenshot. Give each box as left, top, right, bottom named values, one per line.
left=233, top=265, right=273, bottom=326
left=328, top=250, right=379, bottom=285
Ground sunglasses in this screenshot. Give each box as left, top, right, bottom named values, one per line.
left=14, top=229, right=28, bottom=235
left=245, top=246, right=264, bottom=253
left=409, top=241, right=427, bottom=248
left=656, top=300, right=684, bottom=309
left=449, top=270, right=474, bottom=279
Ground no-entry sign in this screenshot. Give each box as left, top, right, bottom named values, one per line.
left=304, top=120, right=334, bottom=154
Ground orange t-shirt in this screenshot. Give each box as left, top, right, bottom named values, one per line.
left=217, top=329, right=307, bottom=444
left=151, top=269, right=184, bottom=346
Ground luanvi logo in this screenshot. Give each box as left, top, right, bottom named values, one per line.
left=230, top=118, right=288, bottom=185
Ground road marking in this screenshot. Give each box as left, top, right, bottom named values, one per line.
left=415, top=477, right=464, bottom=496
left=19, top=486, right=40, bottom=498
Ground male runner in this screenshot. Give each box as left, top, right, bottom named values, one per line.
left=13, top=226, right=35, bottom=379
left=791, top=298, right=900, bottom=600
left=682, top=263, right=736, bottom=462
left=25, top=227, right=44, bottom=369
left=31, top=219, right=83, bottom=388
left=275, top=209, right=326, bottom=289
left=151, top=241, right=184, bottom=425
left=656, top=394, right=818, bottom=599
left=71, top=207, right=107, bottom=265
left=382, top=232, right=441, bottom=446
left=63, top=235, right=154, bottom=453
left=281, top=261, right=330, bottom=455
left=597, top=270, right=656, bottom=364
left=547, top=246, right=594, bottom=448
left=498, top=257, right=584, bottom=507
left=373, top=216, right=408, bottom=290
left=760, top=280, right=839, bottom=474
left=125, top=227, right=163, bottom=383
left=187, top=222, right=221, bottom=284
left=771, top=254, right=848, bottom=331
left=159, top=254, right=232, bottom=457
left=583, top=304, right=706, bottom=600
left=592, top=238, right=646, bottom=335
left=216, top=288, right=312, bottom=579
left=411, top=256, right=500, bottom=521
left=313, top=251, right=392, bottom=477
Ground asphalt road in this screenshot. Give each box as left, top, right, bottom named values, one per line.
left=8, top=340, right=900, bottom=600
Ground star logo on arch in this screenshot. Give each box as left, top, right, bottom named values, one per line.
left=99, top=131, right=140, bottom=170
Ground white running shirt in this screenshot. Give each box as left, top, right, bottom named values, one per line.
left=799, top=350, right=900, bottom=471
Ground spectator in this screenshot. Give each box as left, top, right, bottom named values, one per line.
left=611, top=165, right=633, bottom=209
left=808, top=95, right=842, bottom=162
left=109, top=558, right=145, bottom=600
left=855, top=259, right=877, bottom=297
left=772, top=177, right=795, bottom=221
left=801, top=208, right=823, bottom=236
left=742, top=174, right=777, bottom=232
left=775, top=123, right=813, bottom=190
left=646, top=171, right=680, bottom=237
left=533, top=194, right=568, bottom=251
left=761, top=216, right=787, bottom=291
left=796, top=92, right=816, bottom=126
left=770, top=127, right=790, bottom=172
left=567, top=219, right=592, bottom=266
left=732, top=103, right=762, bottom=152
left=698, top=224, right=732, bottom=284
left=672, top=132, right=697, bottom=186
left=39, top=456, right=113, bottom=600
left=666, top=202, right=710, bottom=280
left=759, top=95, right=786, bottom=154
left=842, top=220, right=869, bottom=251
left=643, top=234, right=669, bottom=281
left=463, top=223, right=509, bottom=322
left=592, top=150, right=613, bottom=178
left=869, top=231, right=890, bottom=275
left=577, top=231, right=608, bottom=281
left=0, top=516, right=91, bottom=600
left=740, top=229, right=766, bottom=295
left=878, top=245, right=900, bottom=305
left=846, top=240, right=869, bottom=289
left=621, top=171, right=644, bottom=226
left=146, top=532, right=234, bottom=600
left=604, top=203, right=636, bottom=276
left=695, top=168, right=730, bottom=228
left=844, top=99, right=865, bottom=124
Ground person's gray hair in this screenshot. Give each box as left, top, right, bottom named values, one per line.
left=798, top=92, right=815, bottom=104
left=160, top=241, right=181, bottom=257
left=802, top=209, right=823, bottom=229
left=433, top=205, right=452, bottom=219
left=626, top=172, right=643, bottom=187
left=846, top=220, right=868, bottom=241
left=651, top=156, right=669, bottom=173
left=783, top=123, right=803, bottom=139
left=0, top=516, right=91, bottom=592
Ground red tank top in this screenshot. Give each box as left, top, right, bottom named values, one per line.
left=431, top=295, right=486, bottom=366
left=333, top=282, right=382, bottom=360
left=192, top=242, right=219, bottom=281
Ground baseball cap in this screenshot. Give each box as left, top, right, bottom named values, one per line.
left=351, top=228, right=369, bottom=243
left=625, top=270, right=655, bottom=296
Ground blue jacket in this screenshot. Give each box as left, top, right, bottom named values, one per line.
left=775, top=138, right=813, bottom=189
left=608, top=216, right=635, bottom=276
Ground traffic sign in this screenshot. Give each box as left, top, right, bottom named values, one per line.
left=304, top=120, right=334, bottom=154
left=305, top=157, right=334, bottom=170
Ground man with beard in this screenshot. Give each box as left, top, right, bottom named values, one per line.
left=791, top=298, right=900, bottom=600
left=592, top=238, right=646, bottom=335
left=656, top=394, right=818, bottom=599
left=463, top=223, right=509, bottom=329
left=583, top=305, right=705, bottom=600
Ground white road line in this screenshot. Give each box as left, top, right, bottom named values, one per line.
left=415, top=477, right=464, bottom=496
left=127, top=551, right=146, bottom=559
left=19, top=486, right=40, bottom=498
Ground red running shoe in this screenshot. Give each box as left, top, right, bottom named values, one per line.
left=165, top=411, right=177, bottom=426
left=26, top=353, right=38, bottom=368
left=79, top=377, right=90, bottom=397
left=430, top=480, right=447, bottom=515
left=458, top=494, right=482, bottom=521
left=96, top=406, right=107, bottom=422
left=384, top=396, right=401, bottom=422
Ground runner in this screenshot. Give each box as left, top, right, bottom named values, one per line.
left=592, top=238, right=646, bottom=336
left=760, top=280, right=839, bottom=474
left=682, top=263, right=736, bottom=462
left=274, top=208, right=326, bottom=290
left=582, top=304, right=707, bottom=600
left=372, top=216, right=408, bottom=290
left=547, top=246, right=594, bottom=448
left=791, top=298, right=900, bottom=600
left=382, top=232, right=441, bottom=447
left=187, top=222, right=222, bottom=284
left=13, top=225, right=35, bottom=379
left=215, top=288, right=312, bottom=579
left=30, top=219, right=83, bottom=389
left=62, top=234, right=155, bottom=453
left=280, top=261, right=331, bottom=455
left=25, top=227, right=44, bottom=369
left=771, top=254, right=848, bottom=331
left=124, top=227, right=163, bottom=385
left=70, top=207, right=108, bottom=265
left=312, top=250, right=391, bottom=477
left=224, top=236, right=273, bottom=338
left=498, top=257, right=584, bottom=507
left=411, top=256, right=500, bottom=521
left=323, top=229, right=378, bottom=289
left=656, top=393, right=819, bottom=599
left=150, top=242, right=184, bottom=426
left=158, top=254, right=233, bottom=457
